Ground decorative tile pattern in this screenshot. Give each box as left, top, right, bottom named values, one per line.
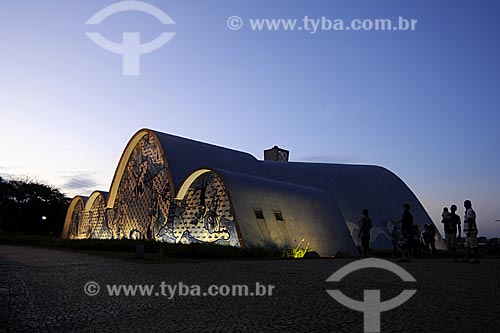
left=158, top=172, right=239, bottom=247
left=68, top=200, right=84, bottom=238
left=66, top=133, right=240, bottom=247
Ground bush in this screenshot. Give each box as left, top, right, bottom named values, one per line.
left=0, top=233, right=281, bottom=259
left=160, top=242, right=280, bottom=259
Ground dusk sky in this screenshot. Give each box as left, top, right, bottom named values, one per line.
left=1, top=0, right=499, bottom=236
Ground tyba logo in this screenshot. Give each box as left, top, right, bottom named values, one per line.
left=326, top=258, right=417, bottom=333
left=85, top=1, right=176, bottom=76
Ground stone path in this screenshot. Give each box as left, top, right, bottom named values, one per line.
left=1, top=245, right=499, bottom=332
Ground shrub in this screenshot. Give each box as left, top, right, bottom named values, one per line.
left=0, top=233, right=281, bottom=259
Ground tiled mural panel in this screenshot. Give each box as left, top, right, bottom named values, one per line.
left=67, top=134, right=240, bottom=247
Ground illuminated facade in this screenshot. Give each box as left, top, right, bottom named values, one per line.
left=62, top=129, right=444, bottom=256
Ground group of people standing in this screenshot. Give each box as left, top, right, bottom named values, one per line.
left=357, top=200, right=479, bottom=263
left=441, top=200, right=479, bottom=263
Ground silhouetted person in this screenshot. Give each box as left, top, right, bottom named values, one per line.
left=441, top=207, right=450, bottom=223
left=391, top=224, right=399, bottom=257
left=412, top=225, right=421, bottom=258
left=422, top=224, right=437, bottom=257
left=422, top=224, right=431, bottom=257
left=463, top=200, right=479, bottom=263
left=147, top=225, right=153, bottom=240
left=395, top=203, right=413, bottom=262
left=358, top=208, right=373, bottom=258
left=443, top=204, right=461, bottom=262
left=428, top=223, right=437, bottom=257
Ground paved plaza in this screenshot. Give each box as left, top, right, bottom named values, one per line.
left=1, top=245, right=499, bottom=332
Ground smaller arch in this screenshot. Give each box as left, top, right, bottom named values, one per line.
left=170, top=167, right=245, bottom=247
left=175, top=169, right=211, bottom=200
left=85, top=191, right=108, bottom=211
left=61, top=196, right=87, bottom=239
left=83, top=191, right=109, bottom=239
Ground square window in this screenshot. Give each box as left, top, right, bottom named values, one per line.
left=254, top=209, right=264, bottom=219
left=274, top=211, right=284, bottom=221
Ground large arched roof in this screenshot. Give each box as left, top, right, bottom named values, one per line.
left=106, top=129, right=267, bottom=208
left=151, top=130, right=267, bottom=188
left=212, top=168, right=359, bottom=256
left=259, top=161, right=444, bottom=248
left=64, top=128, right=444, bottom=251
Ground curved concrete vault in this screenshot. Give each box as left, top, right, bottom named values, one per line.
left=62, top=128, right=444, bottom=256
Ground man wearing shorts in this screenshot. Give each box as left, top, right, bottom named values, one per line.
left=463, top=200, right=479, bottom=264
left=395, top=203, right=413, bottom=262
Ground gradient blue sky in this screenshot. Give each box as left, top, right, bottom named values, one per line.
left=1, top=0, right=499, bottom=236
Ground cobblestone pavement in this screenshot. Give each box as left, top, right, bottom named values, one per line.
left=1, top=245, right=499, bottom=332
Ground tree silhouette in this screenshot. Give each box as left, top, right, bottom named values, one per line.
left=0, top=176, right=70, bottom=236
